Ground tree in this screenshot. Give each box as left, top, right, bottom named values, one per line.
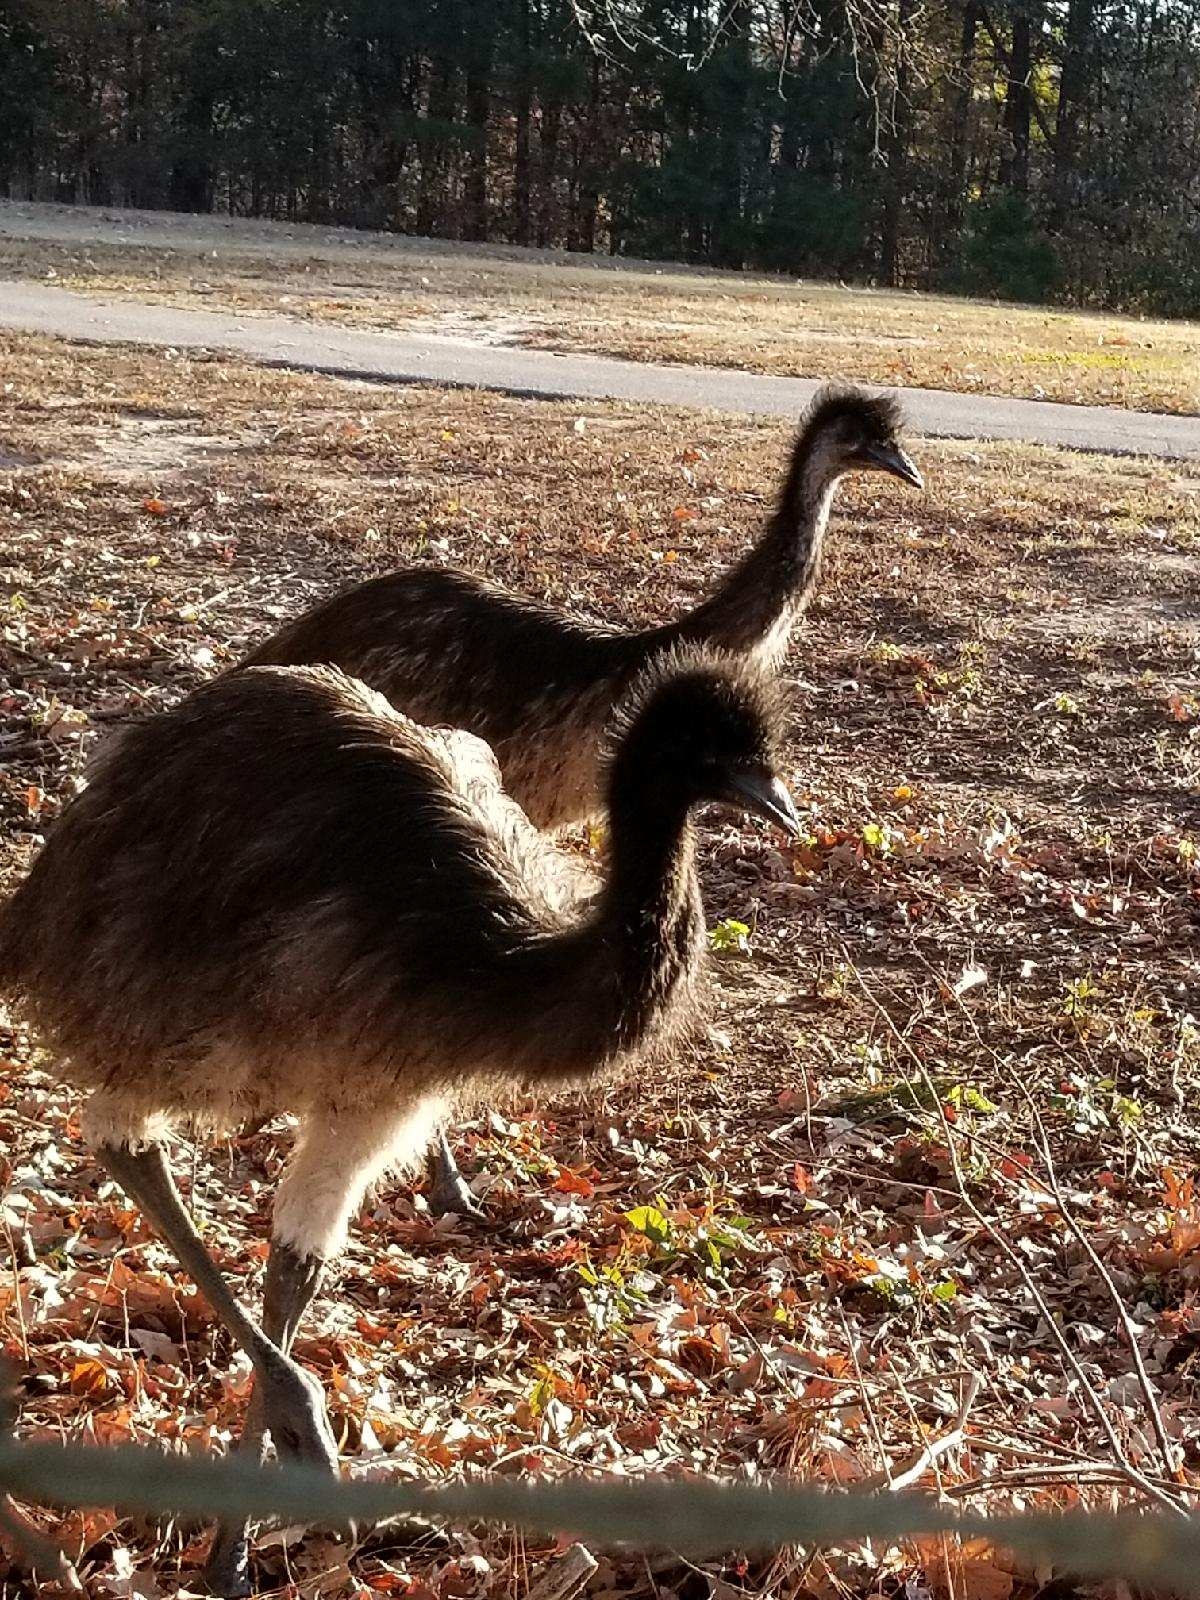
left=2, top=0, right=1198, bottom=312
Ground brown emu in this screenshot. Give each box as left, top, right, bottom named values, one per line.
left=0, top=650, right=797, bottom=1595
left=244, top=384, right=919, bottom=1212
left=244, top=386, right=921, bottom=832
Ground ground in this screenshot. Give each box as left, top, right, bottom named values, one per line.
left=0, top=332, right=1199, bottom=1599
left=2, top=202, right=1199, bottom=416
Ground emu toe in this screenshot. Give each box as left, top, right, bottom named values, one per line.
left=427, top=1168, right=487, bottom=1220
left=262, top=1360, right=340, bottom=1472
left=202, top=1528, right=254, bottom=1600
left=426, top=1132, right=487, bottom=1221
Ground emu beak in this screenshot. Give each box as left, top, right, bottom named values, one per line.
left=865, top=441, right=924, bottom=490
left=725, top=769, right=802, bottom=839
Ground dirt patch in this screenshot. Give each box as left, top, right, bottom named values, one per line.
left=89, top=415, right=255, bottom=477
left=4, top=412, right=259, bottom=481
left=408, top=308, right=540, bottom=346
left=1016, top=543, right=1200, bottom=646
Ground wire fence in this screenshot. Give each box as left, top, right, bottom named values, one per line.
left=1, top=1438, right=1199, bottom=1592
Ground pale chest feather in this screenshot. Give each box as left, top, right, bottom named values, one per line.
left=745, top=606, right=799, bottom=674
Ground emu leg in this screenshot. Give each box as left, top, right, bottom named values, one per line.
left=200, top=1390, right=267, bottom=1600
left=95, top=1142, right=339, bottom=1472
left=426, top=1128, right=485, bottom=1219
left=204, top=1243, right=328, bottom=1599
left=205, top=1102, right=438, bottom=1596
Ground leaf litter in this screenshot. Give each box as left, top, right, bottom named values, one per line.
left=0, top=332, right=1198, bottom=1597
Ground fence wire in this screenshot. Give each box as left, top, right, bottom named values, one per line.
left=0, top=1439, right=1198, bottom=1591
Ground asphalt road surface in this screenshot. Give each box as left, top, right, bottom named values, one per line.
left=2, top=277, right=1198, bottom=461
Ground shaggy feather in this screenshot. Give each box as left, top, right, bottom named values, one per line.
left=0, top=652, right=795, bottom=1583
left=603, top=641, right=787, bottom=781
left=0, top=655, right=785, bottom=1163
left=799, top=384, right=905, bottom=443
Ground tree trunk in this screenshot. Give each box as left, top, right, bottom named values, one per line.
left=711, top=6, right=751, bottom=269
left=999, top=5, right=1032, bottom=193
left=417, top=64, right=455, bottom=236
left=169, top=88, right=214, bottom=212
left=464, top=52, right=491, bottom=239
left=307, top=5, right=332, bottom=221
left=879, top=0, right=915, bottom=284
left=1051, top=0, right=1093, bottom=222
left=512, top=0, right=532, bottom=244
left=125, top=0, right=159, bottom=209
left=537, top=99, right=562, bottom=245
left=355, top=39, right=421, bottom=231
left=569, top=53, right=601, bottom=252
left=941, top=0, right=980, bottom=251
left=684, top=0, right=707, bottom=257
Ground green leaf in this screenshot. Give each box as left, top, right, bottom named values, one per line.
left=708, top=918, right=751, bottom=955
left=947, top=1084, right=998, bottom=1114
left=1113, top=1094, right=1143, bottom=1126
left=931, top=1278, right=959, bottom=1303
left=527, top=1373, right=556, bottom=1416
left=623, top=1204, right=673, bottom=1247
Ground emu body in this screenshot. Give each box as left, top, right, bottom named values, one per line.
left=0, top=652, right=795, bottom=1594
left=1, top=670, right=673, bottom=1150
left=244, top=387, right=921, bottom=831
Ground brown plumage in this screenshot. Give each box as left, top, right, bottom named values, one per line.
left=0, top=648, right=797, bottom=1595
left=243, top=385, right=922, bottom=831
left=245, top=383, right=920, bottom=1219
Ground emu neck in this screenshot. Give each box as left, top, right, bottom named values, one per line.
left=599, top=782, right=702, bottom=1052
left=671, top=443, right=841, bottom=668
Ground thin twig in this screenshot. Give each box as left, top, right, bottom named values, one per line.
left=915, top=954, right=1181, bottom=1486
left=835, top=1303, right=894, bottom=1485
left=885, top=1375, right=981, bottom=1494
left=842, top=948, right=1189, bottom=1519
left=945, top=1464, right=1187, bottom=1501
left=1, top=1218, right=29, bottom=1365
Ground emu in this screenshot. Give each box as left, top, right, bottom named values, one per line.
left=244, top=385, right=919, bottom=1214
left=0, top=650, right=798, bottom=1595
left=244, top=387, right=921, bottom=832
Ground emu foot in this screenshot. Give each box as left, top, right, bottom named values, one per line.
left=202, top=1525, right=253, bottom=1600
left=426, top=1132, right=487, bottom=1221
left=427, top=1168, right=487, bottom=1220
left=262, top=1359, right=339, bottom=1472
left=203, top=1364, right=338, bottom=1596
left=205, top=1524, right=356, bottom=1600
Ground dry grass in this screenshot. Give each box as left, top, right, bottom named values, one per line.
left=2, top=203, right=1199, bottom=414
left=1, top=332, right=1199, bottom=1597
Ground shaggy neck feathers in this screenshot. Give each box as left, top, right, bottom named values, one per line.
left=669, top=417, right=845, bottom=665
left=597, top=758, right=702, bottom=1053
left=477, top=745, right=702, bottom=1085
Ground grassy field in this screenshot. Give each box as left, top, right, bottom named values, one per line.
left=0, top=333, right=1199, bottom=1596
left=2, top=203, right=1199, bottom=415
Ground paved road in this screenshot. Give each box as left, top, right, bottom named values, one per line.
left=2, top=277, right=1198, bottom=461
